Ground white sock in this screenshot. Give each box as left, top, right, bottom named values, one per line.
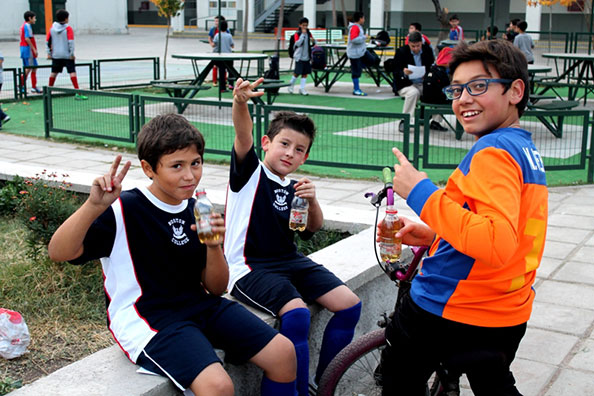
left=300, top=78, right=307, bottom=90
left=290, top=76, right=296, bottom=85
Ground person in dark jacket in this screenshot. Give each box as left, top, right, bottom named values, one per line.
left=393, top=32, right=446, bottom=132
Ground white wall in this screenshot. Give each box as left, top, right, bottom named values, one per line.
left=67, top=0, right=128, bottom=34
left=0, top=0, right=30, bottom=37
left=0, top=0, right=128, bottom=38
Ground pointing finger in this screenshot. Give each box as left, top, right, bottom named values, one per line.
left=392, top=147, right=411, bottom=166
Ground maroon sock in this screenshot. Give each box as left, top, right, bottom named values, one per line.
left=49, top=76, right=56, bottom=87
left=70, top=76, right=79, bottom=89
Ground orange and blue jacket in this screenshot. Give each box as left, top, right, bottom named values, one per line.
left=407, top=127, right=548, bottom=327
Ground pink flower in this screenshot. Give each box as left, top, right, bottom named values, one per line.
left=19, top=190, right=29, bottom=195
left=29, top=216, right=36, bottom=221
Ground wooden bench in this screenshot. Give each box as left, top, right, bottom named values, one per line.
left=527, top=100, right=580, bottom=138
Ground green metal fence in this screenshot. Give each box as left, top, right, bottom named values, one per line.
left=43, top=87, right=136, bottom=143
left=19, top=63, right=93, bottom=99
left=262, top=105, right=410, bottom=171
left=94, top=57, right=160, bottom=90
left=43, top=88, right=594, bottom=182
left=419, top=107, right=592, bottom=176
left=0, top=68, right=19, bottom=102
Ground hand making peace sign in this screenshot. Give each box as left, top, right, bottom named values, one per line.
left=89, top=155, right=132, bottom=208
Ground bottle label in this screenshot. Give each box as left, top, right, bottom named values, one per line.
left=289, top=208, right=308, bottom=231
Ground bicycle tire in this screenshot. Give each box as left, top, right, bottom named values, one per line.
left=317, top=328, right=386, bottom=396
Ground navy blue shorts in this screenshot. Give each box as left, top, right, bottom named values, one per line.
left=136, top=298, right=277, bottom=390
left=51, top=58, right=76, bottom=74
left=294, top=60, right=312, bottom=76
left=349, top=50, right=377, bottom=78
left=231, top=256, right=344, bottom=316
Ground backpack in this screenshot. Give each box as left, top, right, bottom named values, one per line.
left=421, top=64, right=451, bottom=105
left=311, top=45, right=326, bottom=70
left=263, top=55, right=280, bottom=93
left=373, top=30, right=390, bottom=47
left=288, top=33, right=296, bottom=58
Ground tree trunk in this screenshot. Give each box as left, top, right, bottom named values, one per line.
left=431, top=0, right=450, bottom=43
left=332, top=0, right=337, bottom=27
left=242, top=0, right=249, bottom=52
left=340, top=0, right=347, bottom=27
left=164, top=21, right=170, bottom=79
left=275, top=0, right=285, bottom=51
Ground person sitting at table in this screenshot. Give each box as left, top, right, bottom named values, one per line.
left=393, top=31, right=447, bottom=132
left=288, top=17, right=316, bottom=96
left=347, top=11, right=377, bottom=96
left=213, top=20, right=234, bottom=92
left=513, top=21, right=534, bottom=64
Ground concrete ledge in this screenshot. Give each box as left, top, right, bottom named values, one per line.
left=8, top=227, right=406, bottom=396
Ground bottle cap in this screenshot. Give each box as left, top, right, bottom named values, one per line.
left=195, top=188, right=206, bottom=196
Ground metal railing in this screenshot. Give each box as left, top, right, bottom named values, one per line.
left=419, top=107, right=592, bottom=176
left=94, top=57, right=160, bottom=90
left=43, top=89, right=594, bottom=182
left=0, top=68, right=19, bottom=102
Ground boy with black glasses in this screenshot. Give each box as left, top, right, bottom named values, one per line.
left=380, top=39, right=548, bottom=395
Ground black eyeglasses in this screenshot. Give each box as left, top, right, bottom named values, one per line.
left=442, top=78, right=513, bottom=100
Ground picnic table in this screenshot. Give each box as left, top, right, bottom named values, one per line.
left=527, top=64, right=552, bottom=95
left=155, top=53, right=268, bottom=112
left=536, top=53, right=594, bottom=104
left=311, top=44, right=394, bottom=93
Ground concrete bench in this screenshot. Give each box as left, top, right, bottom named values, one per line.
left=8, top=226, right=405, bottom=396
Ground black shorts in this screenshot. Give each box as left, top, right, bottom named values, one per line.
left=380, top=293, right=526, bottom=396
left=294, top=60, right=312, bottom=76
left=51, top=58, right=76, bottom=74
left=136, top=298, right=277, bottom=390
left=231, top=256, right=344, bottom=316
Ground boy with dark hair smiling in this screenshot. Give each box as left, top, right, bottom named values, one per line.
left=48, top=114, right=298, bottom=396
left=379, top=39, right=548, bottom=395
left=226, top=78, right=361, bottom=396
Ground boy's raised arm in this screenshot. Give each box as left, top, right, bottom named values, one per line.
left=48, top=156, right=131, bottom=262
left=232, top=77, right=264, bottom=161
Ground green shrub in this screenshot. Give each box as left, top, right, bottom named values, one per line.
left=0, top=377, right=22, bottom=395
left=0, top=177, right=26, bottom=216
left=296, top=229, right=351, bottom=256
left=16, top=171, right=84, bottom=259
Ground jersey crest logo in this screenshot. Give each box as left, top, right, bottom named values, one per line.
left=168, top=218, right=190, bottom=246
left=273, top=188, right=290, bottom=211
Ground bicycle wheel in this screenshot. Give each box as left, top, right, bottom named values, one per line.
left=317, top=328, right=386, bottom=396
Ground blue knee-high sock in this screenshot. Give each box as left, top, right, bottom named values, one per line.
left=353, top=78, right=360, bottom=91
left=280, top=308, right=311, bottom=396
left=315, top=301, right=362, bottom=383
left=261, top=375, right=297, bottom=396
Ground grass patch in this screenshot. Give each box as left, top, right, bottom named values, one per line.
left=0, top=215, right=112, bottom=391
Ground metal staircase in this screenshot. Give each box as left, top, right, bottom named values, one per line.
left=254, top=0, right=302, bottom=32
